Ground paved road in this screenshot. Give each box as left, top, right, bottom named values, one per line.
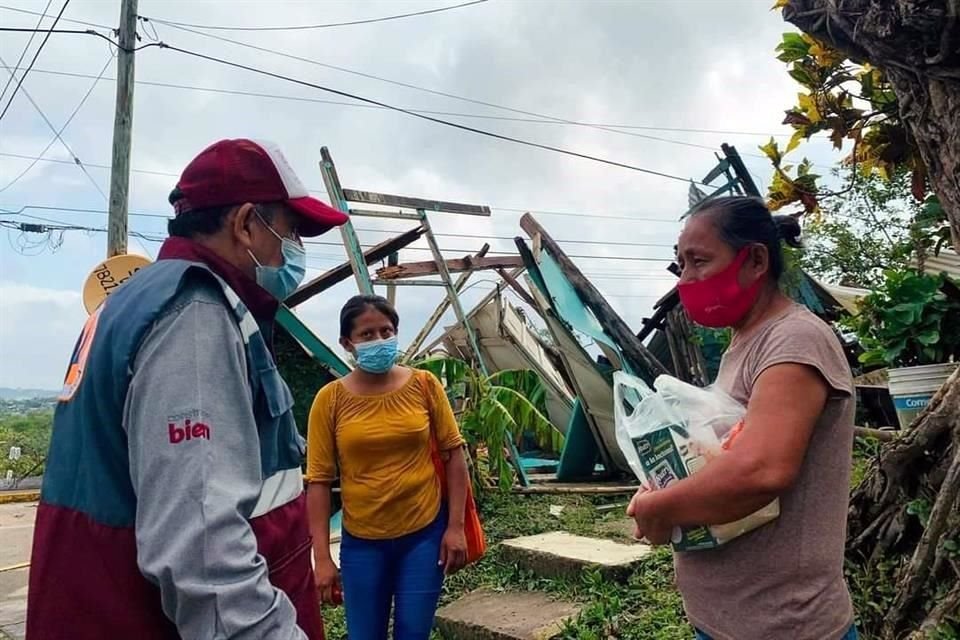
left=0, top=502, right=35, bottom=640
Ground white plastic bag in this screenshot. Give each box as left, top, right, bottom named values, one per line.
left=614, top=371, right=779, bottom=551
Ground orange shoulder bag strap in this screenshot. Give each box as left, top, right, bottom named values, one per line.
left=418, top=369, right=486, bottom=564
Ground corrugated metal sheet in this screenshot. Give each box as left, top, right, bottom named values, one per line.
left=912, top=248, right=960, bottom=280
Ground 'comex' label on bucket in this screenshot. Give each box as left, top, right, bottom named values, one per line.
left=893, top=395, right=931, bottom=410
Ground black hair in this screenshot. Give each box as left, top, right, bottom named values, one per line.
left=339, top=295, right=400, bottom=338
left=689, top=195, right=802, bottom=280
left=166, top=187, right=274, bottom=238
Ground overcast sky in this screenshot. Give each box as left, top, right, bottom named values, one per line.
left=0, top=0, right=845, bottom=390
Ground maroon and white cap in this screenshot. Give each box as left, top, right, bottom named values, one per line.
left=171, top=138, right=348, bottom=237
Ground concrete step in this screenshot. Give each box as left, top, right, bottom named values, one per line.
left=500, top=531, right=652, bottom=581
left=435, top=589, right=581, bottom=640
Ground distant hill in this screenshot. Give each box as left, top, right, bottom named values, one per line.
left=0, top=387, right=58, bottom=400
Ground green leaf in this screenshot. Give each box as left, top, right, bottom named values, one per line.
left=776, top=32, right=811, bottom=63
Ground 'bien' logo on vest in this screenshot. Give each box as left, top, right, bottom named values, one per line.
left=168, top=419, right=211, bottom=444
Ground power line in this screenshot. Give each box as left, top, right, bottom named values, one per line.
left=0, top=152, right=178, bottom=177
left=351, top=226, right=676, bottom=248
left=0, top=6, right=797, bottom=140
left=0, top=0, right=54, bottom=105
left=141, top=16, right=785, bottom=155
left=0, top=0, right=70, bottom=123
left=0, top=5, right=112, bottom=30
left=0, top=50, right=107, bottom=201
left=300, top=241, right=672, bottom=262
left=0, top=205, right=680, bottom=253
left=17, top=67, right=795, bottom=140
left=0, top=29, right=712, bottom=186
left=0, top=192, right=683, bottom=224
left=144, top=0, right=489, bottom=32
left=2, top=218, right=674, bottom=281
left=0, top=52, right=114, bottom=193
left=0, top=27, right=161, bottom=52
left=155, top=41, right=709, bottom=185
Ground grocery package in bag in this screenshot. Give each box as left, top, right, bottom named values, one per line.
left=613, top=371, right=779, bottom=551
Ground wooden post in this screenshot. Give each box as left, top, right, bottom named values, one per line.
left=288, top=226, right=425, bottom=307
left=375, top=255, right=523, bottom=280
left=402, top=244, right=490, bottom=362
left=418, top=210, right=488, bottom=377
left=495, top=267, right=538, bottom=309
left=386, top=252, right=399, bottom=306
left=319, top=147, right=373, bottom=294
left=664, top=306, right=707, bottom=386
left=106, top=0, right=137, bottom=258
left=519, top=213, right=669, bottom=381
left=721, top=144, right=761, bottom=197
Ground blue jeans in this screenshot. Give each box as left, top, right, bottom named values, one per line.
left=695, top=625, right=858, bottom=640
left=340, top=508, right=446, bottom=640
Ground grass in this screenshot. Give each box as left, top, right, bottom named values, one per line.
left=320, top=437, right=901, bottom=639
left=320, top=492, right=691, bottom=640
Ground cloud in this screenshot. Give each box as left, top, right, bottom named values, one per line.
left=0, top=282, right=86, bottom=389
left=0, top=0, right=847, bottom=387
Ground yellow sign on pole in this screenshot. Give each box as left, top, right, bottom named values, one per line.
left=82, top=254, right=151, bottom=314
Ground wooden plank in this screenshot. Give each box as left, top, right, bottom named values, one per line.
left=664, top=306, right=708, bottom=386
left=341, top=189, right=491, bottom=217
left=348, top=208, right=421, bottom=221
left=386, top=252, right=399, bottom=306
left=320, top=147, right=373, bottom=294
left=496, top=267, right=538, bottom=308
left=721, top=144, right=762, bottom=197
left=519, top=213, right=669, bottom=382
left=287, top=225, right=425, bottom=307
left=636, top=303, right=670, bottom=342
left=416, top=266, right=526, bottom=358
left=854, top=426, right=899, bottom=441
left=402, top=244, right=490, bottom=361
left=513, top=484, right=638, bottom=495
left=376, top=255, right=523, bottom=281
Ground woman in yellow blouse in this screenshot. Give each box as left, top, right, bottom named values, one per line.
left=306, top=295, right=469, bottom=640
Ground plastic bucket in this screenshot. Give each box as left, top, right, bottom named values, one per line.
left=887, top=363, right=959, bottom=428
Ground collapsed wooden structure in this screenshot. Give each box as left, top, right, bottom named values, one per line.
left=273, top=144, right=883, bottom=489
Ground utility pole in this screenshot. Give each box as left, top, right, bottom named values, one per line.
left=107, top=0, right=138, bottom=258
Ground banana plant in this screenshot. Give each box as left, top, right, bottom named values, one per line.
left=412, top=356, right=563, bottom=491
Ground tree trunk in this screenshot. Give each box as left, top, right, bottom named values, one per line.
left=782, top=4, right=960, bottom=635
left=783, top=0, right=960, bottom=253
left=846, top=368, right=960, bottom=638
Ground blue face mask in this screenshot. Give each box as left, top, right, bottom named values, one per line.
left=354, top=336, right=399, bottom=374
left=249, top=211, right=306, bottom=301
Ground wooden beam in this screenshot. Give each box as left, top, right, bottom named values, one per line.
left=721, top=143, right=762, bottom=197
left=320, top=147, right=373, bottom=294
left=402, top=244, right=490, bottom=362
left=341, top=189, right=491, bottom=217
left=664, top=306, right=707, bottom=386
left=854, top=426, right=899, bottom=441
left=636, top=302, right=671, bottom=342
left=376, top=255, right=523, bottom=281
left=415, top=266, right=527, bottom=358
left=519, top=213, right=669, bottom=381
left=512, top=484, right=639, bottom=495
left=386, top=253, right=399, bottom=306
left=496, top=267, right=537, bottom=309
left=287, top=225, right=425, bottom=307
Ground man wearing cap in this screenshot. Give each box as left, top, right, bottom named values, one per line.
left=27, top=139, right=347, bottom=639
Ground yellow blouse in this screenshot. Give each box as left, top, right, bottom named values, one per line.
left=305, top=370, right=464, bottom=540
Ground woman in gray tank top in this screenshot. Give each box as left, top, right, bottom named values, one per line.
left=627, top=196, right=858, bottom=640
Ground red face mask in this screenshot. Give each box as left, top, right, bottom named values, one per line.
left=678, top=247, right=763, bottom=328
